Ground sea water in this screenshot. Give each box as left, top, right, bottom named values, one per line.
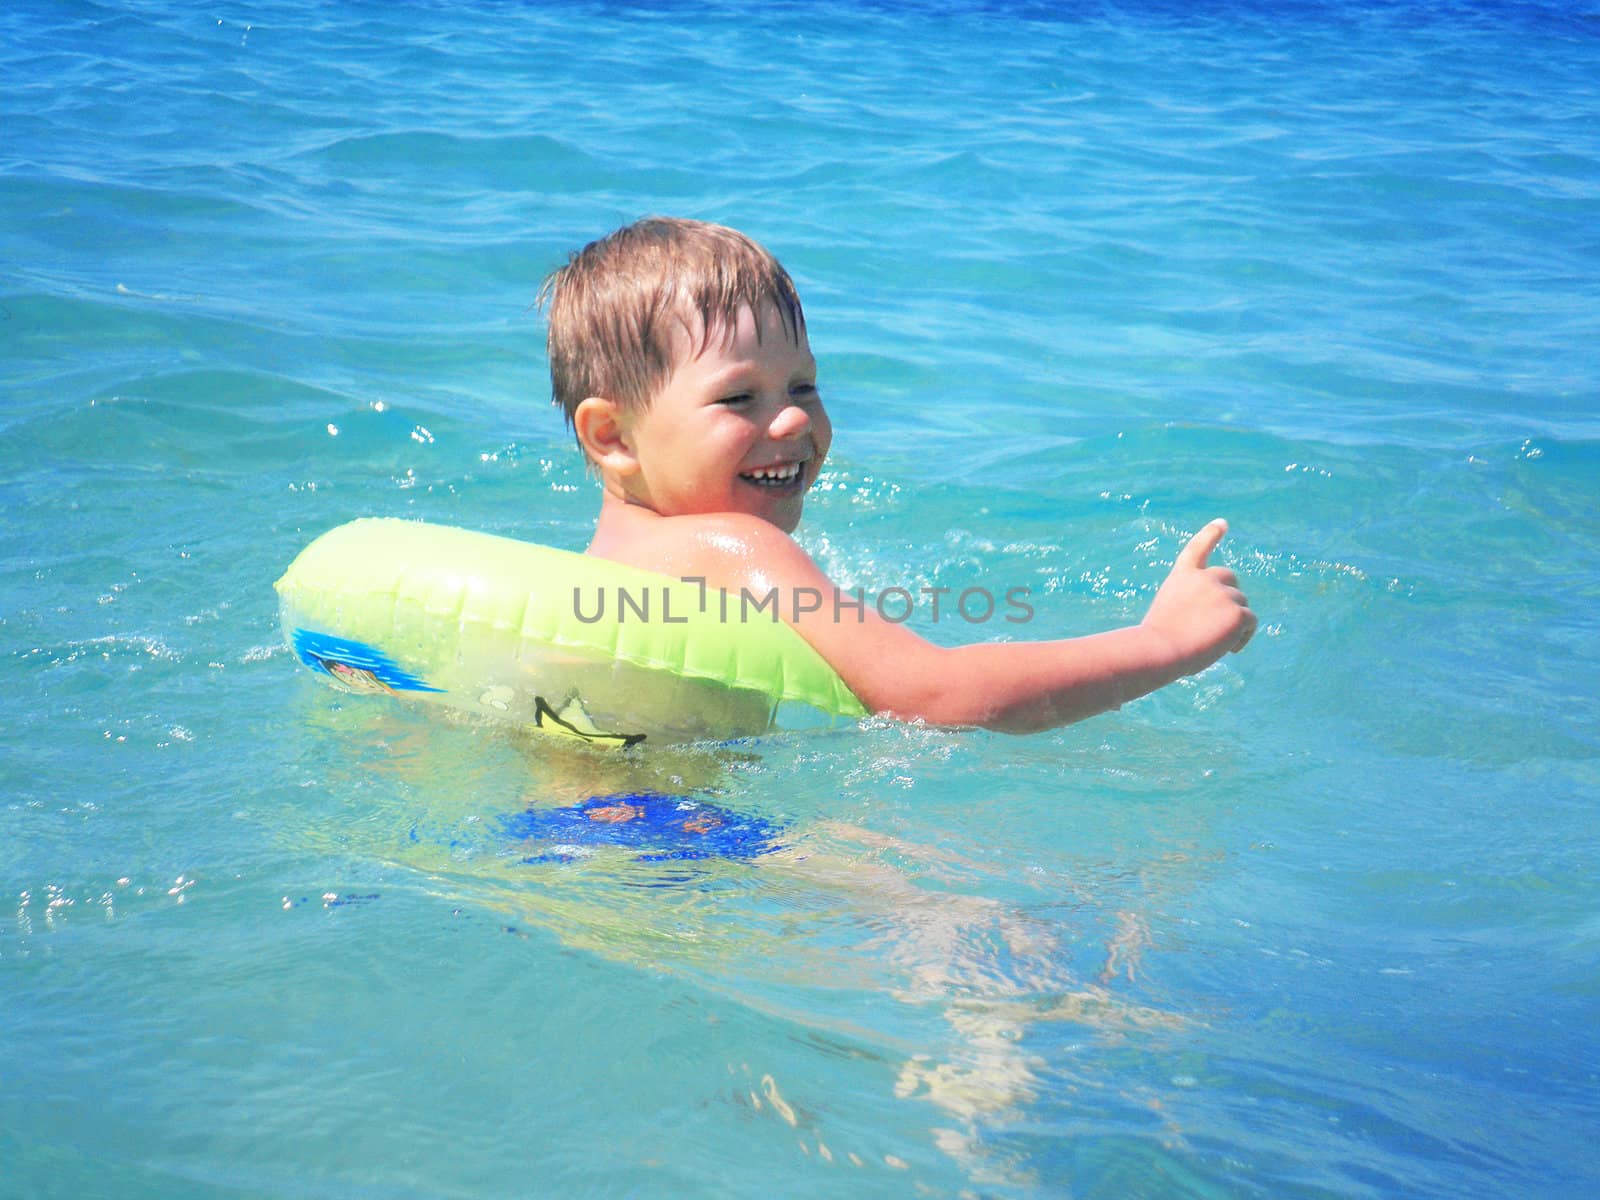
left=3, top=0, right=1598, bottom=1195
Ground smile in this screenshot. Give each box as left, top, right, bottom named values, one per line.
left=739, top=461, right=804, bottom=489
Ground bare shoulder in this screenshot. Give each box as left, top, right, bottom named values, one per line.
left=674, top=512, right=808, bottom=558
left=661, top=513, right=826, bottom=595
left=590, top=509, right=825, bottom=595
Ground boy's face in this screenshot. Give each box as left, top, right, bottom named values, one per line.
left=614, top=303, right=830, bottom=533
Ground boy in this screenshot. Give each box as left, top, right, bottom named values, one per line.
left=540, top=217, right=1255, bottom=734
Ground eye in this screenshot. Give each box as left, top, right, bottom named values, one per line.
left=789, top=381, right=819, bottom=401
left=716, top=392, right=754, bottom=407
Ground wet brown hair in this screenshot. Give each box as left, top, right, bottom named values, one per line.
left=538, top=217, right=806, bottom=451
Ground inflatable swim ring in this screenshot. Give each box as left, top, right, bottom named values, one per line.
left=275, top=518, right=866, bottom=746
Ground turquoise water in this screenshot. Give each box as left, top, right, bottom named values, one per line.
left=4, top=0, right=1598, bottom=1194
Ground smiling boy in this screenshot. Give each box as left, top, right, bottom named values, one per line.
left=541, top=217, right=1254, bottom=733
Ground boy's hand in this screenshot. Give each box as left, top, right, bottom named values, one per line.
left=1140, top=519, right=1257, bottom=676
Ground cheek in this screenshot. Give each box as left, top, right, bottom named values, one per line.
left=814, top=409, right=834, bottom=461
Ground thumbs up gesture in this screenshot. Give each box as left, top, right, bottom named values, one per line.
left=1141, top=519, right=1257, bottom=676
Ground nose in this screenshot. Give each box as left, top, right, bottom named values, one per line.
left=768, top=402, right=811, bottom=441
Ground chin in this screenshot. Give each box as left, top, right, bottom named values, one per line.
left=764, top=499, right=804, bottom=534
left=743, top=507, right=799, bottom=534
left=730, top=484, right=806, bottom=533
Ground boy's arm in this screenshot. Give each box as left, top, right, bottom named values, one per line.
left=683, top=517, right=1256, bottom=734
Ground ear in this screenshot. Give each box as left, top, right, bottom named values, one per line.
left=573, top=396, right=638, bottom=476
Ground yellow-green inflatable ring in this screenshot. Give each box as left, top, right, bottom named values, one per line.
left=276, top=518, right=866, bottom=747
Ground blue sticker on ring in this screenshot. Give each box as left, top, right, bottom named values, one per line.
left=291, top=628, right=444, bottom=693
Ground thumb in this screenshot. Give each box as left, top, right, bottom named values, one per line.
left=1177, top=518, right=1228, bottom=569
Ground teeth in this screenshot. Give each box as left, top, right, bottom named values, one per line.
left=742, top=462, right=802, bottom=483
